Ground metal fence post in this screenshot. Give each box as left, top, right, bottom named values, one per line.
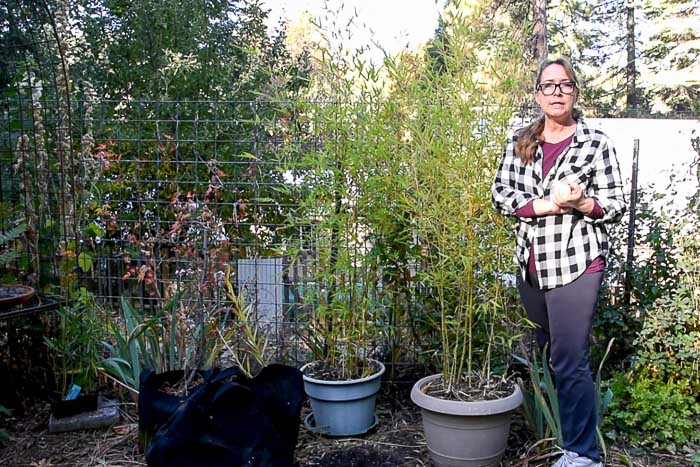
left=623, top=139, right=640, bottom=307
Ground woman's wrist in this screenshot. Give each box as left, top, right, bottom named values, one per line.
left=532, top=198, right=552, bottom=215
left=575, top=196, right=595, bottom=215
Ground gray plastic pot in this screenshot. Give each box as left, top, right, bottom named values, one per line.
left=301, top=359, right=385, bottom=436
left=411, top=374, right=523, bottom=467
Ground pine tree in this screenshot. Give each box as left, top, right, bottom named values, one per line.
left=547, top=0, right=699, bottom=114
left=547, top=0, right=643, bottom=112
left=533, top=0, right=549, bottom=61
left=640, top=0, right=700, bottom=113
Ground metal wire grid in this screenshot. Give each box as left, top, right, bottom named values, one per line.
left=1, top=0, right=78, bottom=287
left=69, top=98, right=422, bottom=367
left=76, top=99, right=309, bottom=322
left=1, top=93, right=678, bottom=361
left=0, top=85, right=426, bottom=368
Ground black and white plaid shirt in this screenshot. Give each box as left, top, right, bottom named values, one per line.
left=492, top=119, right=626, bottom=289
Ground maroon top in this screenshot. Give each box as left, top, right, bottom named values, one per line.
left=515, top=134, right=605, bottom=274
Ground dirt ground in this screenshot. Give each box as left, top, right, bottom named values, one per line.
left=0, top=381, right=693, bottom=467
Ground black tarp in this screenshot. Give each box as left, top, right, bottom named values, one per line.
left=139, top=364, right=304, bottom=467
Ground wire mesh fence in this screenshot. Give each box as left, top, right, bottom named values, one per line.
left=1, top=93, right=695, bottom=361
left=2, top=95, right=428, bottom=369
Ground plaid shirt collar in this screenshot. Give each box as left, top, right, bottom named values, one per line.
left=533, top=119, right=594, bottom=190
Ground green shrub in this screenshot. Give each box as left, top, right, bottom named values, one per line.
left=602, top=152, right=700, bottom=452
left=607, top=373, right=700, bottom=449
left=634, top=281, right=700, bottom=393
left=593, top=190, right=682, bottom=369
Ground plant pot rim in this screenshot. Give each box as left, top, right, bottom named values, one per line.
left=300, top=358, right=385, bottom=385
left=411, top=373, right=523, bottom=416
left=0, top=284, right=35, bottom=308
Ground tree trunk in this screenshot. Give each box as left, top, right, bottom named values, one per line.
left=625, top=0, right=637, bottom=110
left=532, top=0, right=548, bottom=62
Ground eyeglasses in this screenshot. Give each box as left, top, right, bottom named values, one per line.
left=536, top=81, right=577, bottom=95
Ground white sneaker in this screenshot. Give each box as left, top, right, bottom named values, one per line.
left=551, top=449, right=603, bottom=467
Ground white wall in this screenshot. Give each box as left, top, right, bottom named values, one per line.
left=588, top=118, right=700, bottom=211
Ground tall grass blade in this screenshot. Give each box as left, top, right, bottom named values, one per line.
left=540, top=346, right=562, bottom=444
left=595, top=338, right=615, bottom=459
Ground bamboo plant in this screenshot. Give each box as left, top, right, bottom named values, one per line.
left=284, top=1, right=528, bottom=388
left=282, top=8, right=388, bottom=381
left=380, top=1, right=529, bottom=396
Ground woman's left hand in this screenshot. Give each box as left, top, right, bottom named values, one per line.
left=552, top=182, right=585, bottom=209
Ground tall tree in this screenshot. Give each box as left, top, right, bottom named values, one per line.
left=547, top=0, right=640, bottom=111
left=69, top=0, right=308, bottom=100
left=532, top=0, right=548, bottom=61
left=547, top=0, right=699, bottom=114
left=640, top=0, right=700, bottom=113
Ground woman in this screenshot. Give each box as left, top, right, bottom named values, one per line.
left=492, top=57, right=625, bottom=467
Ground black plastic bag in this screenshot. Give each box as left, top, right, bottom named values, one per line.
left=138, top=368, right=217, bottom=447
left=140, top=364, right=304, bottom=467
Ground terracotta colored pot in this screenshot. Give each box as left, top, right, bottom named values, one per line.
left=0, top=284, right=35, bottom=309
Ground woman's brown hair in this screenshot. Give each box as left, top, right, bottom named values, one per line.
left=515, top=57, right=582, bottom=164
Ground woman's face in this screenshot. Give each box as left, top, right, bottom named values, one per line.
left=534, top=64, right=577, bottom=122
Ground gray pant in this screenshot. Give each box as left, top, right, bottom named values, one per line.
left=517, top=271, right=603, bottom=461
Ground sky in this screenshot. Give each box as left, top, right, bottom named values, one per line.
left=261, top=0, right=445, bottom=63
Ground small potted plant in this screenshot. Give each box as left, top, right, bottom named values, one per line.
left=295, top=247, right=385, bottom=436
left=288, top=118, right=385, bottom=436
left=44, top=289, right=103, bottom=422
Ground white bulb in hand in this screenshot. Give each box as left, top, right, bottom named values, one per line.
left=553, top=182, right=570, bottom=201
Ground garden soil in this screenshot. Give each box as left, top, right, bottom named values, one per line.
left=0, top=380, right=688, bottom=466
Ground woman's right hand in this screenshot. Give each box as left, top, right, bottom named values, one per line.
left=533, top=198, right=572, bottom=215
left=548, top=199, right=573, bottom=214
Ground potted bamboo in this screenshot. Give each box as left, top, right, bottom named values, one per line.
left=288, top=147, right=386, bottom=435
left=384, top=4, right=529, bottom=465
left=284, top=30, right=386, bottom=436
left=289, top=106, right=386, bottom=436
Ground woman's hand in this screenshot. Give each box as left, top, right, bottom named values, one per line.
left=533, top=198, right=572, bottom=215
left=552, top=182, right=585, bottom=208
left=552, top=182, right=596, bottom=215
